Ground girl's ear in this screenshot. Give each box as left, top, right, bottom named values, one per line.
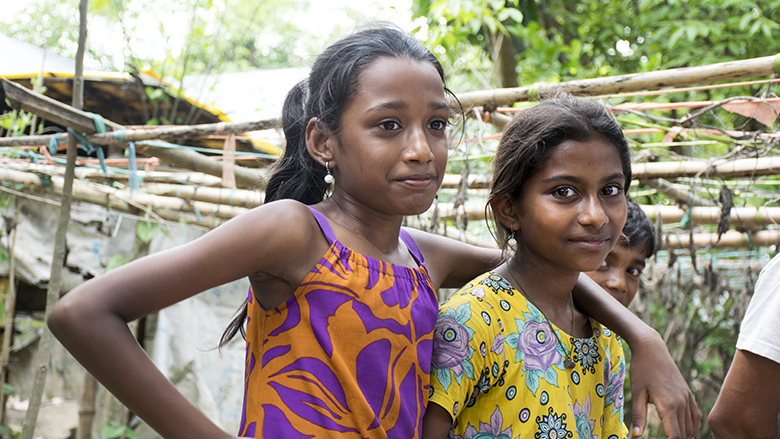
left=305, top=117, right=334, bottom=165
left=490, top=194, right=520, bottom=231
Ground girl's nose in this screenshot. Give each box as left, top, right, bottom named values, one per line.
left=403, top=127, right=435, bottom=163
left=579, top=197, right=609, bottom=229
left=605, top=271, right=627, bottom=294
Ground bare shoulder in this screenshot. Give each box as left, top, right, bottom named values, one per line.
left=203, top=199, right=325, bottom=275
left=403, top=228, right=502, bottom=290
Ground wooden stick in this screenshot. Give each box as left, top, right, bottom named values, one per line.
left=640, top=205, right=780, bottom=228
left=644, top=178, right=718, bottom=207
left=431, top=201, right=780, bottom=229
left=439, top=157, right=780, bottom=190
left=0, top=168, right=237, bottom=226
left=21, top=2, right=88, bottom=438
left=77, top=375, right=97, bottom=439
left=453, top=54, right=780, bottom=111
left=0, top=208, right=19, bottom=431
left=662, top=229, right=780, bottom=249
left=1, top=79, right=268, bottom=190
left=142, top=183, right=263, bottom=208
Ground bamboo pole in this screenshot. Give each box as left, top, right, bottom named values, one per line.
left=632, top=156, right=780, bottom=180
left=662, top=229, right=780, bottom=249
left=453, top=54, right=780, bottom=111
left=0, top=168, right=244, bottom=225
left=430, top=202, right=780, bottom=229
left=439, top=157, right=780, bottom=190
left=0, top=163, right=227, bottom=188
left=78, top=375, right=97, bottom=439
left=142, top=183, right=263, bottom=208
left=21, top=2, right=87, bottom=438
left=0, top=79, right=268, bottom=190
left=640, top=205, right=780, bottom=228
left=644, top=178, right=718, bottom=207
left=0, top=206, right=19, bottom=432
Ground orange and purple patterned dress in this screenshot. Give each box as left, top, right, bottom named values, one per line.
left=239, top=206, right=439, bottom=438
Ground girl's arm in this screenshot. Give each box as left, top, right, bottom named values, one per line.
left=572, top=273, right=701, bottom=439
left=48, top=201, right=320, bottom=439
left=421, top=403, right=453, bottom=439
left=403, top=228, right=503, bottom=289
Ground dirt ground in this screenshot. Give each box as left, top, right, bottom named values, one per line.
left=5, top=398, right=78, bottom=439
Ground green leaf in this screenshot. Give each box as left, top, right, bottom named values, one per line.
left=136, top=221, right=159, bottom=244
left=105, top=254, right=131, bottom=271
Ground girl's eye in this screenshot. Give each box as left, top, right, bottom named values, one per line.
left=627, top=267, right=642, bottom=277
left=554, top=187, right=576, bottom=198
left=599, top=260, right=609, bottom=270
left=379, top=120, right=401, bottom=130
left=602, top=184, right=623, bottom=196
left=429, top=119, right=448, bottom=131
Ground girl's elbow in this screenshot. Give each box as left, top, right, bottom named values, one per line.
left=47, top=293, right=83, bottom=340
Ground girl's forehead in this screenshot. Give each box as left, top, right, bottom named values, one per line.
left=355, top=57, right=445, bottom=94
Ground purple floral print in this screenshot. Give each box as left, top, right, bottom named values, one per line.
left=517, top=320, right=562, bottom=371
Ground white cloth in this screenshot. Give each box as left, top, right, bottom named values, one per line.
left=736, top=254, right=780, bottom=364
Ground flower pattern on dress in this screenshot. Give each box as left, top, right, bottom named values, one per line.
left=570, top=394, right=597, bottom=439
left=466, top=367, right=493, bottom=407
left=536, top=407, right=573, bottom=439
left=504, top=305, right=566, bottom=396
left=481, top=274, right=515, bottom=295
left=450, top=406, right=517, bottom=439
left=433, top=302, right=476, bottom=390
left=602, top=346, right=626, bottom=416
left=572, top=337, right=601, bottom=375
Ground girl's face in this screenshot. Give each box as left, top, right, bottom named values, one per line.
left=328, top=56, right=450, bottom=217
left=512, top=135, right=628, bottom=274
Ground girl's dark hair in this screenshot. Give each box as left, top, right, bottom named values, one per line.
left=220, top=24, right=452, bottom=348
left=265, top=23, right=452, bottom=204
left=487, top=94, right=632, bottom=252
left=621, top=199, right=656, bottom=258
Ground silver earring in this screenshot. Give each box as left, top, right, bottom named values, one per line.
left=507, top=231, right=517, bottom=247
left=324, top=161, right=334, bottom=184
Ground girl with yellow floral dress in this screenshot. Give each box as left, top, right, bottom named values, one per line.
left=424, top=96, right=631, bottom=439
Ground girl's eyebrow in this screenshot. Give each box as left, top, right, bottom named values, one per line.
left=541, top=173, right=626, bottom=185
left=366, top=100, right=450, bottom=113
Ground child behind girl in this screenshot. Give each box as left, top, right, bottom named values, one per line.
left=424, top=96, right=634, bottom=439
left=585, top=200, right=656, bottom=308
left=48, top=26, right=697, bottom=439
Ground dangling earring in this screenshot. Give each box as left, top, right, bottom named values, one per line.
left=324, top=161, right=334, bottom=184
left=507, top=227, right=517, bottom=248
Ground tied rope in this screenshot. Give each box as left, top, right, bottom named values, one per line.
left=49, top=113, right=109, bottom=176
left=112, top=130, right=140, bottom=194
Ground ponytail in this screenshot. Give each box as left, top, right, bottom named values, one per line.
left=219, top=83, right=329, bottom=350
left=265, top=80, right=330, bottom=204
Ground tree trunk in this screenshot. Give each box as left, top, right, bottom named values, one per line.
left=20, top=1, right=88, bottom=438
left=493, top=31, right=518, bottom=89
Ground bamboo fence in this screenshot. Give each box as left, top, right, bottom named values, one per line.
left=0, top=54, right=778, bottom=250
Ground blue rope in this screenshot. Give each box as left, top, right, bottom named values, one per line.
left=127, top=142, right=139, bottom=193
left=49, top=133, right=65, bottom=155
left=66, top=128, right=108, bottom=176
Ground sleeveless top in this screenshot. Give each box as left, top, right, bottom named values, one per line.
left=239, top=206, right=439, bottom=438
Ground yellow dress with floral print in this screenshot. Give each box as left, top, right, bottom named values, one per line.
left=428, top=272, right=628, bottom=439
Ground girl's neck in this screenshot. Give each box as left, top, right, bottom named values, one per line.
left=316, top=197, right=415, bottom=266
left=499, top=254, right=586, bottom=336
left=503, top=254, right=579, bottom=307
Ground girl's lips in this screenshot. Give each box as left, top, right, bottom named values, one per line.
left=570, top=236, right=611, bottom=251
left=397, top=174, right=437, bottom=187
